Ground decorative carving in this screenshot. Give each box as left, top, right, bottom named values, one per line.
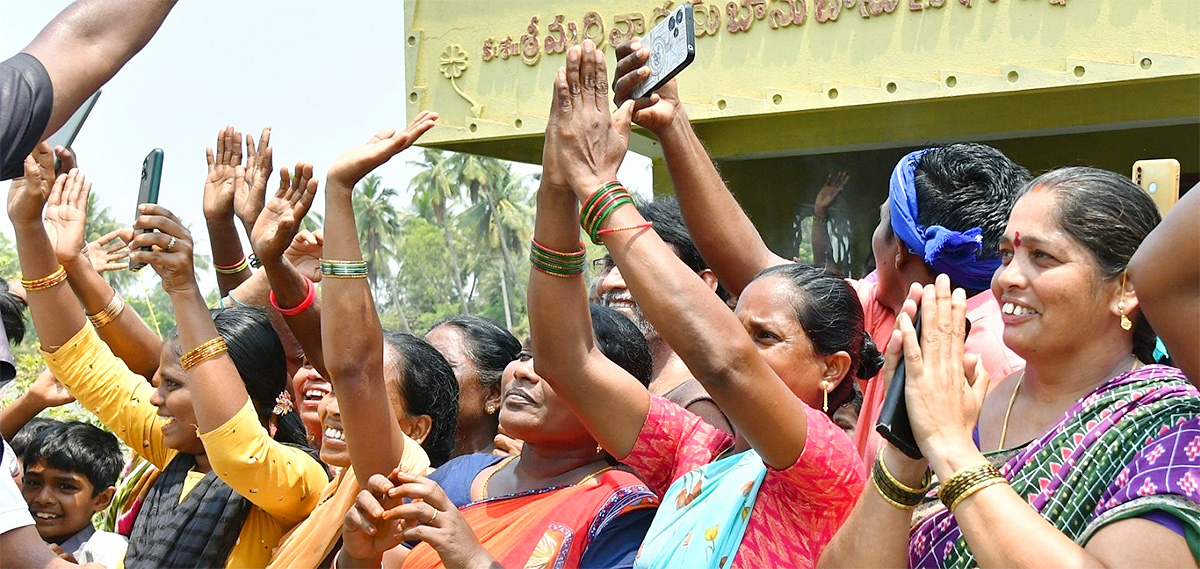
left=768, top=0, right=807, bottom=28
left=726, top=0, right=768, bottom=33
left=692, top=0, right=723, bottom=36
left=544, top=15, right=570, bottom=55
left=580, top=11, right=607, bottom=48
left=520, top=17, right=541, bottom=65
left=651, top=1, right=676, bottom=25
left=439, top=45, right=483, bottom=118
left=610, top=13, right=647, bottom=46
left=859, top=0, right=899, bottom=17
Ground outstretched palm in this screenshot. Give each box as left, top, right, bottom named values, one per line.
left=251, top=163, right=318, bottom=263
left=328, top=112, right=438, bottom=188
left=202, top=126, right=242, bottom=221
left=235, top=127, right=273, bottom=230
left=43, top=169, right=91, bottom=262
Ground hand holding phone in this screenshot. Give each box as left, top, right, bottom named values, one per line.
left=631, top=4, right=695, bottom=100
left=130, top=149, right=164, bottom=272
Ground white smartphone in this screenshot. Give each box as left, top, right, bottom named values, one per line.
left=632, top=3, right=695, bottom=100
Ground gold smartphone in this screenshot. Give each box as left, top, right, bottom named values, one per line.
left=1132, top=159, right=1180, bottom=215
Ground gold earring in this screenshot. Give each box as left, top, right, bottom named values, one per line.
left=596, top=444, right=604, bottom=455
left=486, top=402, right=496, bottom=415
left=820, top=380, right=831, bottom=413
left=1119, top=273, right=1133, bottom=331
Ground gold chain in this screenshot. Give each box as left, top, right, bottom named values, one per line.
left=998, top=357, right=1139, bottom=451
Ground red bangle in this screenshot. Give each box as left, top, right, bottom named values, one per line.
left=270, top=277, right=316, bottom=316
left=596, top=221, right=653, bottom=237
left=214, top=255, right=247, bottom=271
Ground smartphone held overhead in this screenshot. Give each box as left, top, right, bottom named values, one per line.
left=632, top=3, right=695, bottom=100
left=130, top=149, right=164, bottom=272
left=1132, top=158, right=1180, bottom=216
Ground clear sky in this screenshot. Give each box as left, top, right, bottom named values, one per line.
left=0, top=0, right=651, bottom=246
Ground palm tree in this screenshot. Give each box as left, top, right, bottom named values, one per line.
left=459, top=165, right=533, bottom=330
left=352, top=174, right=411, bottom=332
left=409, top=149, right=470, bottom=315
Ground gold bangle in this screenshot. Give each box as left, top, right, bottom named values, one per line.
left=87, top=293, right=126, bottom=329
left=21, top=266, right=68, bottom=292
left=948, top=476, right=1008, bottom=511
left=871, top=455, right=931, bottom=509
left=937, top=462, right=1005, bottom=509
left=180, top=337, right=229, bottom=371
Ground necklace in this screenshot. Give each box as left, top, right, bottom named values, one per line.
left=997, top=356, right=1139, bottom=451
left=480, top=455, right=613, bottom=499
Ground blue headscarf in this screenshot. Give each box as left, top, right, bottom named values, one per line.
left=888, top=149, right=1001, bottom=291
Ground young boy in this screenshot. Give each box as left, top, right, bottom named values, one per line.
left=21, top=421, right=127, bottom=568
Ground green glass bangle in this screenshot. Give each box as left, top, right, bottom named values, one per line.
left=529, top=256, right=584, bottom=276
left=588, top=197, right=634, bottom=244
left=528, top=253, right=584, bottom=273
left=530, top=248, right=587, bottom=267
left=580, top=182, right=623, bottom=220
left=580, top=186, right=626, bottom=231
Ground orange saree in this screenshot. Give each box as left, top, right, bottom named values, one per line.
left=403, top=468, right=657, bottom=569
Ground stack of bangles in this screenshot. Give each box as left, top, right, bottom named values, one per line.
left=21, top=266, right=68, bottom=292
left=937, top=462, right=1008, bottom=511
left=529, top=239, right=586, bottom=278
left=580, top=181, right=641, bottom=245
left=270, top=276, right=317, bottom=316
left=214, top=255, right=250, bottom=275
left=871, top=454, right=933, bottom=510
left=180, top=337, right=228, bottom=371
left=320, top=259, right=368, bottom=279
left=88, top=292, right=126, bottom=329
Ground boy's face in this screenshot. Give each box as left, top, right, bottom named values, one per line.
left=21, top=461, right=114, bottom=541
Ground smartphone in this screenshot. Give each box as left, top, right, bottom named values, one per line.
left=45, top=90, right=101, bottom=170
left=1133, top=159, right=1180, bottom=216
left=631, top=3, right=695, bottom=100
left=875, top=309, right=972, bottom=460
left=129, top=149, right=164, bottom=272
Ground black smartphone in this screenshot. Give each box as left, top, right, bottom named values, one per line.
left=129, top=149, right=164, bottom=272
left=45, top=90, right=101, bottom=171
left=631, top=3, right=695, bottom=99
left=875, top=309, right=972, bottom=459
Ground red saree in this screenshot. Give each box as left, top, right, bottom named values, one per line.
left=403, top=468, right=658, bottom=569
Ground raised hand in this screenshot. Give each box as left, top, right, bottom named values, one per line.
left=251, top=163, right=318, bottom=264
left=7, top=143, right=56, bottom=224
left=25, top=369, right=75, bottom=409
left=235, top=127, right=273, bottom=230
left=611, top=38, right=682, bottom=135
left=43, top=167, right=92, bottom=264
left=815, top=171, right=850, bottom=214
left=387, top=471, right=492, bottom=569
left=550, top=40, right=636, bottom=200
left=53, top=145, right=77, bottom=176
left=202, top=126, right=242, bottom=222
left=84, top=228, right=133, bottom=273
left=129, top=204, right=198, bottom=296
left=327, top=112, right=438, bottom=189
left=899, top=275, right=988, bottom=474
left=284, top=229, right=324, bottom=282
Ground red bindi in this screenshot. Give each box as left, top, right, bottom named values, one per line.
left=1013, top=232, right=1022, bottom=247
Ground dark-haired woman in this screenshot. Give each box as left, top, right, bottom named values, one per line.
left=425, top=315, right=522, bottom=457
left=339, top=303, right=660, bottom=568
left=524, top=42, right=875, bottom=568
left=8, top=163, right=328, bottom=568
left=821, top=167, right=1200, bottom=568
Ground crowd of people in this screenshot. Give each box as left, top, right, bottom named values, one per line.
left=2, top=1, right=1199, bottom=568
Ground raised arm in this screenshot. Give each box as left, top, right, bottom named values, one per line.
left=127, top=204, right=249, bottom=431
left=812, top=171, right=848, bottom=274
left=1129, top=185, right=1200, bottom=383
left=40, top=162, right=161, bottom=377
left=611, top=40, right=787, bottom=296
left=22, top=0, right=178, bottom=140
left=553, top=42, right=812, bottom=468
left=203, top=126, right=253, bottom=296
left=249, top=164, right=326, bottom=375
left=322, top=116, right=436, bottom=488
left=0, top=369, right=74, bottom=441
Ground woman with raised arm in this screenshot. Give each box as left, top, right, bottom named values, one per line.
left=339, top=303, right=659, bottom=569
left=820, top=169, right=1200, bottom=569
left=254, top=134, right=461, bottom=569
left=7, top=159, right=328, bottom=569
left=524, top=41, right=874, bottom=569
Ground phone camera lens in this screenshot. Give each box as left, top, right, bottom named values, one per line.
left=676, top=10, right=684, bottom=23
left=668, top=18, right=675, bottom=31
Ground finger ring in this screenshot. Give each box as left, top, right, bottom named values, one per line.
left=166, top=236, right=177, bottom=252
left=427, top=509, right=439, bottom=525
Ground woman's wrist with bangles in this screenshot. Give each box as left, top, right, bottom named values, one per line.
left=214, top=254, right=251, bottom=275
left=937, top=461, right=1008, bottom=512
left=320, top=259, right=368, bottom=279
left=87, top=292, right=126, bottom=329
left=924, top=435, right=986, bottom=482
left=180, top=336, right=229, bottom=371
left=21, top=265, right=69, bottom=292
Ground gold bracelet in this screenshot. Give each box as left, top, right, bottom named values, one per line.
left=948, top=476, right=1008, bottom=511
left=871, top=455, right=931, bottom=509
left=21, top=266, right=68, bottom=292
left=87, top=293, right=126, bottom=329
left=937, top=462, right=1005, bottom=509
left=180, top=337, right=229, bottom=371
